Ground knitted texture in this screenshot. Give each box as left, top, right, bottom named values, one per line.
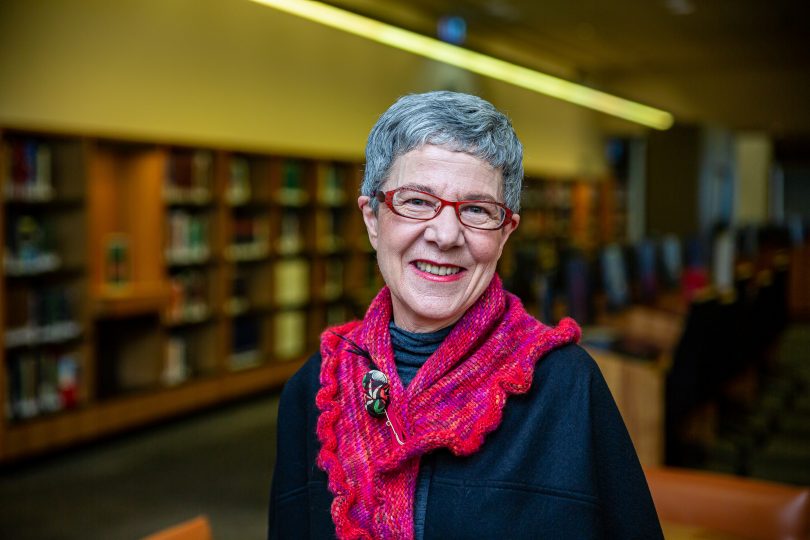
left=316, top=275, right=580, bottom=540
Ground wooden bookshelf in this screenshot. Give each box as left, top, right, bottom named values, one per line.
left=0, top=128, right=365, bottom=462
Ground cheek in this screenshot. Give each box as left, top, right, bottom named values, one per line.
left=468, top=235, right=504, bottom=266
left=377, top=218, right=423, bottom=255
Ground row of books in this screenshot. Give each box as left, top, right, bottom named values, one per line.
left=157, top=301, right=353, bottom=387
left=230, top=210, right=347, bottom=258
left=237, top=208, right=350, bottom=258
left=163, top=150, right=213, bottom=204
left=165, top=211, right=210, bottom=264
left=5, top=351, right=80, bottom=421
left=167, top=270, right=209, bottom=324
left=5, top=141, right=352, bottom=207
left=5, top=140, right=54, bottom=201
left=228, top=215, right=270, bottom=260
left=229, top=310, right=308, bottom=367
left=226, top=257, right=337, bottom=314
left=4, top=213, right=61, bottom=275
left=5, top=287, right=79, bottom=348
left=227, top=156, right=252, bottom=205
left=229, top=158, right=348, bottom=206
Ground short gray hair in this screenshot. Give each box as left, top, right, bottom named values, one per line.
left=361, top=91, right=524, bottom=212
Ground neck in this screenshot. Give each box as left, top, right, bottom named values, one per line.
left=391, top=312, right=463, bottom=333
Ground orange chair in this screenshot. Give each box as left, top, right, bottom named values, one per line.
left=645, top=467, right=809, bottom=540
left=141, top=515, right=213, bottom=540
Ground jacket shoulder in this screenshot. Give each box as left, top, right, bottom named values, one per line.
left=536, top=343, right=603, bottom=384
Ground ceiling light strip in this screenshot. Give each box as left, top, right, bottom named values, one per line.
left=249, top=0, right=674, bottom=129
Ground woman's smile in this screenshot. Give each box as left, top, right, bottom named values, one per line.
left=412, top=260, right=464, bottom=280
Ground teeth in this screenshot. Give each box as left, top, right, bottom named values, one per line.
left=416, top=261, right=460, bottom=276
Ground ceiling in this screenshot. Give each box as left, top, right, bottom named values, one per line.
left=325, top=0, right=810, bottom=135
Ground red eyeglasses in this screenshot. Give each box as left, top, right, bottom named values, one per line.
left=376, top=188, right=513, bottom=230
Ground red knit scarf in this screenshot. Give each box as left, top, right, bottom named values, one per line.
left=316, top=275, right=580, bottom=540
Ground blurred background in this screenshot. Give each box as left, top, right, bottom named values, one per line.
left=0, top=0, right=808, bottom=539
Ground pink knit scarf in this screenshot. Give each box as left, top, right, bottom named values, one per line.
left=316, top=275, right=580, bottom=540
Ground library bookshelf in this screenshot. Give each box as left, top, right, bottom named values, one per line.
left=0, top=127, right=379, bottom=462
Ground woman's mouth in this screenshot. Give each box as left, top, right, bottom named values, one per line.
left=414, top=261, right=462, bottom=277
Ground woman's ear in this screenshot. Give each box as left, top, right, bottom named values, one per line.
left=358, top=195, right=379, bottom=250
left=498, top=213, right=520, bottom=252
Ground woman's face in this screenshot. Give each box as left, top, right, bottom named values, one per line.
left=359, top=144, right=519, bottom=333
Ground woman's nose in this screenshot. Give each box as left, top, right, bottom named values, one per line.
left=424, top=205, right=465, bottom=249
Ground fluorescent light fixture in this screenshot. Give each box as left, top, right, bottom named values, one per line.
left=249, top=0, right=674, bottom=130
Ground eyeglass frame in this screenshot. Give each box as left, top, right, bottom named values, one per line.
left=375, top=187, right=514, bottom=231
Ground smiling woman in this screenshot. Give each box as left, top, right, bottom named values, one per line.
left=268, top=91, right=664, bottom=540
left=361, top=144, right=517, bottom=332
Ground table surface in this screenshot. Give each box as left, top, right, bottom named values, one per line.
left=662, top=521, right=748, bottom=540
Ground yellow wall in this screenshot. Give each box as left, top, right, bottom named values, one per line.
left=0, top=0, right=607, bottom=176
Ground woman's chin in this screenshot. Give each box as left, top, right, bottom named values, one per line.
left=392, top=296, right=468, bottom=331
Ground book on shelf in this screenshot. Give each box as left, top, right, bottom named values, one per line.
left=322, top=258, right=343, bottom=301
left=166, top=211, right=210, bottom=264
left=316, top=163, right=346, bottom=206
left=230, top=316, right=261, bottom=370
left=167, top=270, right=209, bottom=323
left=162, top=336, right=189, bottom=386
left=274, top=258, right=310, bottom=306
left=227, top=156, right=251, bottom=205
left=277, top=210, right=303, bottom=254
left=4, top=139, right=54, bottom=201
left=4, top=213, right=61, bottom=275
left=163, top=150, right=212, bottom=204
left=11, top=352, right=38, bottom=419
left=5, top=350, right=80, bottom=421
left=227, top=215, right=270, bottom=260
left=277, top=160, right=308, bottom=206
left=4, top=286, right=81, bottom=348
left=273, top=310, right=306, bottom=360
left=225, top=271, right=250, bottom=315
left=316, top=209, right=345, bottom=253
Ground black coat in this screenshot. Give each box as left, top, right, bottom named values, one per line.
left=269, top=343, right=664, bottom=539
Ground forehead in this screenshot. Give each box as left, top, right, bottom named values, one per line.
left=387, top=145, right=502, bottom=197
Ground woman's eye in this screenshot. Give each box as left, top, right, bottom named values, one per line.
left=404, top=198, right=430, bottom=207
left=462, top=205, right=487, bottom=215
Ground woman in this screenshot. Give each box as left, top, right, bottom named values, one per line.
left=269, top=91, right=663, bottom=539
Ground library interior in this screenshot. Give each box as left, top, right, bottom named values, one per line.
left=1, top=1, right=809, bottom=539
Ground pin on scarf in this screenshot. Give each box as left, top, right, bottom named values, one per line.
left=362, top=370, right=405, bottom=446
left=328, top=331, right=406, bottom=446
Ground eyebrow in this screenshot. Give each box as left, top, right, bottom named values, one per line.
left=399, top=183, right=498, bottom=202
